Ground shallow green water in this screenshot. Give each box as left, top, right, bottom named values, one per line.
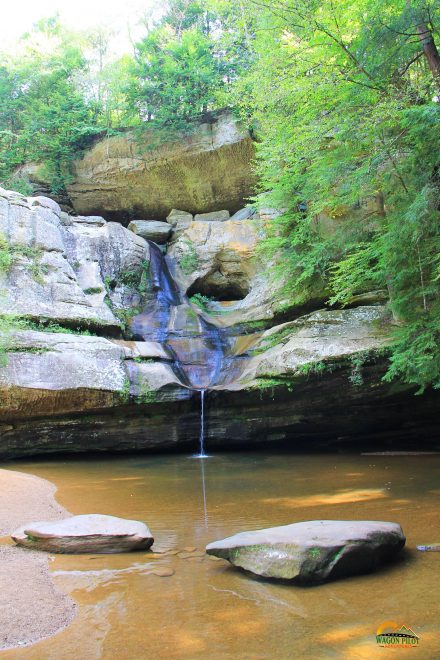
left=3, top=451, right=440, bottom=659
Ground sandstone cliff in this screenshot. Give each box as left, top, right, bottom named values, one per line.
left=67, top=113, right=256, bottom=220
left=0, top=188, right=436, bottom=458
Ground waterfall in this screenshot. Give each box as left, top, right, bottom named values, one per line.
left=194, top=390, right=208, bottom=459
left=131, top=241, right=230, bottom=456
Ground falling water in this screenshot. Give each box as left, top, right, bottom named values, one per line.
left=193, top=389, right=208, bottom=458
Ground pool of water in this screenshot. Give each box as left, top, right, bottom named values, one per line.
left=3, top=451, right=440, bottom=659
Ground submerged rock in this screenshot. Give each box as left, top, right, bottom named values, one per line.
left=206, top=520, right=405, bottom=584
left=12, top=514, right=154, bottom=554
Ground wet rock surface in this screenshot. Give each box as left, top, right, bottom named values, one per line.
left=12, top=514, right=154, bottom=554
left=206, top=520, right=406, bottom=584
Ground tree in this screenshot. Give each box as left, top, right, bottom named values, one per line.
left=231, top=0, right=440, bottom=390
left=126, top=0, right=246, bottom=129
left=0, top=18, right=100, bottom=194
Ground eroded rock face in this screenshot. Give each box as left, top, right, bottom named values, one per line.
left=0, top=188, right=150, bottom=329
left=67, top=113, right=256, bottom=219
left=0, top=189, right=438, bottom=459
left=12, top=514, right=154, bottom=553
left=206, top=520, right=406, bottom=584
left=169, top=216, right=262, bottom=302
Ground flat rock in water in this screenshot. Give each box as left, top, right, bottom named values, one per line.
left=206, top=520, right=405, bottom=584
left=12, top=514, right=154, bottom=554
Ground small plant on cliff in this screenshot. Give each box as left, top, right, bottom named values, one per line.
left=0, top=315, right=16, bottom=366
left=189, top=293, right=213, bottom=312
left=135, top=379, right=157, bottom=404
left=83, top=287, right=103, bottom=295
left=0, top=236, right=12, bottom=273
left=179, top=239, right=199, bottom=275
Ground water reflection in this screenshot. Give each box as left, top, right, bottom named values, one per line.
left=200, top=457, right=208, bottom=528
left=262, top=488, right=387, bottom=508
left=3, top=452, right=440, bottom=659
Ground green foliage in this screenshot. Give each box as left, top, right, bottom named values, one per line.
left=120, top=375, right=131, bottom=402
left=0, top=234, right=48, bottom=283
left=297, top=361, right=330, bottom=378
left=0, top=18, right=101, bottom=195
left=22, top=318, right=98, bottom=335
left=0, top=235, right=12, bottom=273
left=179, top=238, right=199, bottom=274
left=135, top=379, right=157, bottom=404
left=383, top=317, right=440, bottom=393
left=83, top=287, right=103, bottom=295
left=126, top=0, right=248, bottom=130
left=119, top=260, right=150, bottom=294
left=231, top=0, right=440, bottom=391
left=349, top=356, right=366, bottom=388
left=328, top=240, right=385, bottom=307
left=189, top=293, right=213, bottom=312
left=1, top=176, right=34, bottom=196
left=0, top=314, right=18, bottom=366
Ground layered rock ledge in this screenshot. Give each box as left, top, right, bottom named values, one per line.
left=0, top=188, right=439, bottom=458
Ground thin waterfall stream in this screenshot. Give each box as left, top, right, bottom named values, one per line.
left=194, top=390, right=208, bottom=459
left=131, top=241, right=230, bottom=457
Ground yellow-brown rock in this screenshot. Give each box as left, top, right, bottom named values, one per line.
left=67, top=113, right=256, bottom=219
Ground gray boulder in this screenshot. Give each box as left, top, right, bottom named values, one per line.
left=194, top=210, right=230, bottom=222
left=230, top=207, right=256, bottom=221
left=0, top=188, right=150, bottom=329
left=12, top=514, right=154, bottom=553
left=128, top=220, right=172, bottom=244
left=166, top=209, right=193, bottom=233
left=206, top=520, right=405, bottom=584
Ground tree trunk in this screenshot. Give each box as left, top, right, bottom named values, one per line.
left=416, top=23, right=440, bottom=83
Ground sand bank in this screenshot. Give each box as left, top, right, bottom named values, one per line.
left=0, top=468, right=75, bottom=650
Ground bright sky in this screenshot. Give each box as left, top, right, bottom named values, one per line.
left=1, top=0, right=161, bottom=52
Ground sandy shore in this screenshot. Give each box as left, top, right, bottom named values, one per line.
left=0, top=468, right=76, bottom=650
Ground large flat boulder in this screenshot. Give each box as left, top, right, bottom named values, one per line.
left=12, top=514, right=154, bottom=554
left=233, top=306, right=392, bottom=389
left=206, top=520, right=405, bottom=584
